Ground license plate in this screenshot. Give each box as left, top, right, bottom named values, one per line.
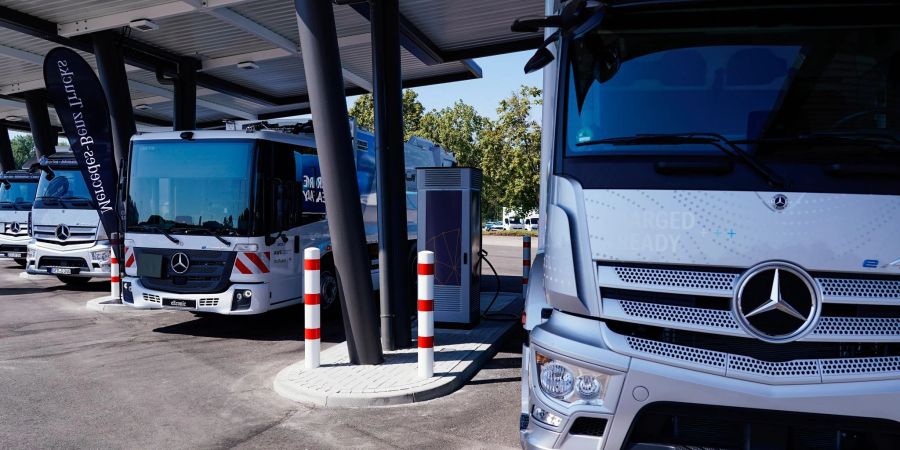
left=50, top=267, right=74, bottom=275
left=6, top=252, right=23, bottom=258
left=162, top=298, right=196, bottom=309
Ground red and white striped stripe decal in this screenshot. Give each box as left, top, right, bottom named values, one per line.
left=124, top=246, right=135, bottom=269
left=304, top=248, right=321, bottom=369
left=418, top=250, right=435, bottom=379
left=232, top=251, right=271, bottom=275
left=110, top=251, right=120, bottom=283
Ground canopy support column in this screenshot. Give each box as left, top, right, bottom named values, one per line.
left=92, top=30, right=136, bottom=174
left=24, top=90, right=55, bottom=159
left=0, top=124, right=14, bottom=171
left=294, top=0, right=383, bottom=365
left=174, top=60, right=197, bottom=131
left=371, top=0, right=411, bottom=351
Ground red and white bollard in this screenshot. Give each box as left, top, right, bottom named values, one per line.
left=110, top=247, right=120, bottom=301
left=523, top=235, right=531, bottom=297
left=418, top=250, right=435, bottom=379
left=304, top=247, right=321, bottom=369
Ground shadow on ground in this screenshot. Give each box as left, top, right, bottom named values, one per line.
left=152, top=305, right=348, bottom=343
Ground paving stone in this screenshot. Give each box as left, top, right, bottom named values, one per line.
left=274, top=293, right=521, bottom=407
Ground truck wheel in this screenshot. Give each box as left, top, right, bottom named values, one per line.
left=13, top=258, right=26, bottom=267
left=319, top=260, right=341, bottom=316
left=57, top=275, right=90, bottom=285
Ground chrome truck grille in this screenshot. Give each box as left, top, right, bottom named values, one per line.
left=33, top=224, right=98, bottom=243
left=598, top=264, right=900, bottom=384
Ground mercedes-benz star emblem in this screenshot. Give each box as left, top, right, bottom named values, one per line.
left=55, top=224, right=70, bottom=241
left=10, top=222, right=21, bottom=233
left=733, top=262, right=820, bottom=343
left=772, top=194, right=788, bottom=210
left=170, top=252, right=190, bottom=274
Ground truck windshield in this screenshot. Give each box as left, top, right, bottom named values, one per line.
left=0, top=181, right=37, bottom=210
left=561, top=10, right=900, bottom=193
left=127, top=140, right=255, bottom=236
left=34, top=169, right=94, bottom=209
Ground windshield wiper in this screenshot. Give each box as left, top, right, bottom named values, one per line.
left=578, top=133, right=786, bottom=187
left=128, top=224, right=180, bottom=244
left=170, top=226, right=232, bottom=246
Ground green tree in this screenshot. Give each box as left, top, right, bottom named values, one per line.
left=347, top=89, right=426, bottom=141
left=10, top=134, right=35, bottom=169
left=417, top=101, right=486, bottom=168
left=479, top=86, right=542, bottom=218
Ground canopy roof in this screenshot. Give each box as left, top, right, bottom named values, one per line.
left=0, top=0, right=543, bottom=131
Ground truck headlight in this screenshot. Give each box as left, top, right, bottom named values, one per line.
left=92, top=250, right=110, bottom=262
left=539, top=361, right=574, bottom=399
left=27, top=248, right=35, bottom=259
left=535, top=352, right=609, bottom=405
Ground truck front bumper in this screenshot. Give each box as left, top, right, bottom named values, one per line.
left=0, top=234, right=29, bottom=259
left=26, top=240, right=111, bottom=278
left=521, top=312, right=900, bottom=450
left=124, top=276, right=273, bottom=315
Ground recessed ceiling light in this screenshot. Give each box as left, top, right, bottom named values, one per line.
left=129, top=19, right=159, bottom=32
left=236, top=61, right=259, bottom=70
left=134, top=104, right=151, bottom=111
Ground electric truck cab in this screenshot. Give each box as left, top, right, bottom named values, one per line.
left=25, top=151, right=111, bottom=284
left=520, top=1, right=900, bottom=449
left=123, top=121, right=454, bottom=315
left=0, top=169, right=39, bottom=266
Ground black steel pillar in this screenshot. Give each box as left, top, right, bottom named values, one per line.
left=173, top=60, right=197, bottom=131
left=24, top=90, right=56, bottom=159
left=294, top=0, right=383, bottom=365
left=93, top=30, right=136, bottom=174
left=371, top=0, right=411, bottom=350
left=0, top=124, right=14, bottom=171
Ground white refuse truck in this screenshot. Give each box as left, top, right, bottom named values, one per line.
left=520, top=1, right=900, bottom=449
left=123, top=121, right=454, bottom=315
left=0, top=169, right=39, bottom=266
left=25, top=151, right=111, bottom=284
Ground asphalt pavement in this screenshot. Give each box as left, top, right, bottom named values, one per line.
left=0, top=236, right=529, bottom=449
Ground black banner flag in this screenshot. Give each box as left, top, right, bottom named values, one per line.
left=42, top=47, right=119, bottom=240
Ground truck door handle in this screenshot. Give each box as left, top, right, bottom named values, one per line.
left=463, top=253, right=467, bottom=264
left=294, top=235, right=300, bottom=253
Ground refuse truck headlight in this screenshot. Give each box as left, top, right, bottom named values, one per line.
left=92, top=250, right=110, bottom=262
left=535, top=351, right=610, bottom=405
left=27, top=248, right=35, bottom=259
left=231, top=289, right=253, bottom=311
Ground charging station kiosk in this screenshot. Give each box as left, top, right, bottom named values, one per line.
left=416, top=167, right=482, bottom=328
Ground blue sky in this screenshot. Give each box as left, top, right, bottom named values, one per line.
left=347, top=50, right=541, bottom=120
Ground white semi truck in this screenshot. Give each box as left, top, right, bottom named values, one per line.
left=25, top=151, right=111, bottom=284
left=123, top=122, right=453, bottom=315
left=0, top=169, right=39, bottom=266
left=520, top=1, right=900, bottom=449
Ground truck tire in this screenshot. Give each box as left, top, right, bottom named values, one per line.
left=319, top=258, right=341, bottom=317
left=57, top=275, right=90, bottom=285
left=13, top=258, right=26, bottom=267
